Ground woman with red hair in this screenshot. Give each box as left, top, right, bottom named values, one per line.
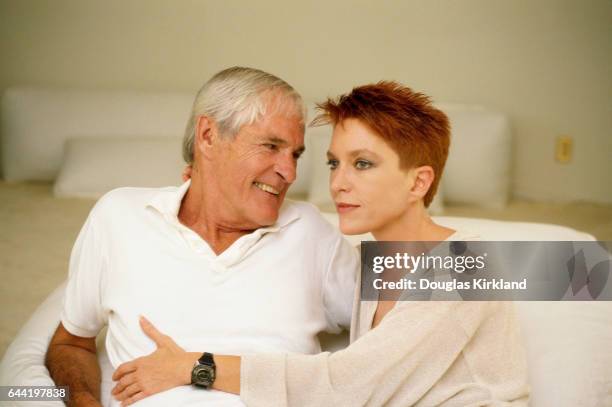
left=113, top=82, right=529, bottom=406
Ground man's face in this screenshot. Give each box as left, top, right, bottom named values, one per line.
left=206, top=108, right=305, bottom=229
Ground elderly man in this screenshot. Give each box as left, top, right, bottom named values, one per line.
left=45, top=67, right=358, bottom=406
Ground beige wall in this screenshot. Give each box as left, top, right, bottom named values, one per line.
left=1, top=0, right=610, bottom=203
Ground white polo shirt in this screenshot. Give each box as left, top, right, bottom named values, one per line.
left=60, top=181, right=359, bottom=406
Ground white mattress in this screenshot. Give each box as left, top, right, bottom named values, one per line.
left=1, top=181, right=610, bottom=407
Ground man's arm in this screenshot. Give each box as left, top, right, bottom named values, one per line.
left=45, top=322, right=102, bottom=407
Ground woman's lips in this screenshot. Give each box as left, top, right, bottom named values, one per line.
left=336, top=202, right=360, bottom=214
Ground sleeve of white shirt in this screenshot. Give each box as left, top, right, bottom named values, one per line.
left=321, top=234, right=360, bottom=332
left=60, top=203, right=109, bottom=338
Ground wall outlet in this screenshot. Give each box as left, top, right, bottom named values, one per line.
left=555, top=136, right=573, bottom=163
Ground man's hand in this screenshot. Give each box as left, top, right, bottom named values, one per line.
left=111, top=316, right=198, bottom=406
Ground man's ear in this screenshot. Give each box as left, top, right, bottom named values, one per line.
left=194, top=115, right=218, bottom=160
left=409, top=166, right=435, bottom=201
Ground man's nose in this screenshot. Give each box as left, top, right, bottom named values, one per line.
left=275, top=153, right=297, bottom=184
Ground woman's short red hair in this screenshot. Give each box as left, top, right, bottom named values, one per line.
left=314, top=81, right=450, bottom=207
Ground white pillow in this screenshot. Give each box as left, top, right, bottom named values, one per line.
left=306, top=122, right=445, bottom=215
left=1, top=87, right=195, bottom=182
left=53, top=137, right=185, bottom=198
left=437, top=105, right=511, bottom=209
left=514, top=301, right=612, bottom=406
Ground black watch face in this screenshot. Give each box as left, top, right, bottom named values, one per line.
left=193, top=365, right=215, bottom=387
left=197, top=368, right=212, bottom=382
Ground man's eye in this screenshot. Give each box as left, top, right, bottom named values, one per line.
left=326, top=159, right=338, bottom=170
left=263, top=143, right=278, bottom=151
left=355, top=159, right=372, bottom=170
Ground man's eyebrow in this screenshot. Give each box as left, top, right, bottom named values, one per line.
left=264, top=136, right=305, bottom=154
left=264, top=136, right=287, bottom=144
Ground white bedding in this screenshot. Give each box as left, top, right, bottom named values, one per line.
left=2, top=198, right=611, bottom=406
left=1, top=87, right=610, bottom=406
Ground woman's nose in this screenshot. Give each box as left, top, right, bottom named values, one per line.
left=330, top=165, right=351, bottom=194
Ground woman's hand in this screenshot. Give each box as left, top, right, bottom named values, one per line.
left=111, top=316, right=198, bottom=406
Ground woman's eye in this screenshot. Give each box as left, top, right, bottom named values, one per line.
left=326, top=159, right=338, bottom=170
left=355, top=160, right=372, bottom=170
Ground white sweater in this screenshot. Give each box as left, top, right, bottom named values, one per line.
left=240, top=233, right=530, bottom=406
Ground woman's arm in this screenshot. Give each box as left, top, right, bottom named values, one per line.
left=240, top=301, right=475, bottom=406
left=114, top=303, right=501, bottom=407
left=112, top=317, right=241, bottom=405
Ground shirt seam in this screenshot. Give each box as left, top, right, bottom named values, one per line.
left=322, top=234, right=344, bottom=331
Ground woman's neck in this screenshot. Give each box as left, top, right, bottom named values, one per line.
left=371, top=200, right=455, bottom=242
left=370, top=200, right=456, bottom=329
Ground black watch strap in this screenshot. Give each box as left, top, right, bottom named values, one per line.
left=199, top=352, right=214, bottom=366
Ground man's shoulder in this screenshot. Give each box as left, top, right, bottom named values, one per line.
left=91, top=185, right=177, bottom=219
left=282, top=200, right=337, bottom=232
left=280, top=200, right=357, bottom=252
left=281, top=201, right=358, bottom=266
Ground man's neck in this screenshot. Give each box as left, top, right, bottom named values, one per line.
left=178, top=177, right=255, bottom=255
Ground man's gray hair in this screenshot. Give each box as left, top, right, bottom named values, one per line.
left=182, top=66, right=306, bottom=164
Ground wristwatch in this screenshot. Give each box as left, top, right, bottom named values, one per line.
left=191, top=352, right=216, bottom=389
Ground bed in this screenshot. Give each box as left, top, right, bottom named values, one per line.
left=0, top=87, right=610, bottom=406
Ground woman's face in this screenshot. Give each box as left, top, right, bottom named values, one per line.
left=327, top=118, right=417, bottom=235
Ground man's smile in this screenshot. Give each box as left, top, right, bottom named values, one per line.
left=253, top=182, right=280, bottom=195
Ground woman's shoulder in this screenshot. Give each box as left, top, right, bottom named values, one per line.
left=445, top=229, right=481, bottom=241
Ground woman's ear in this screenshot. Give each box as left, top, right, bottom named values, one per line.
left=194, top=115, right=217, bottom=160
left=410, top=165, right=435, bottom=200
